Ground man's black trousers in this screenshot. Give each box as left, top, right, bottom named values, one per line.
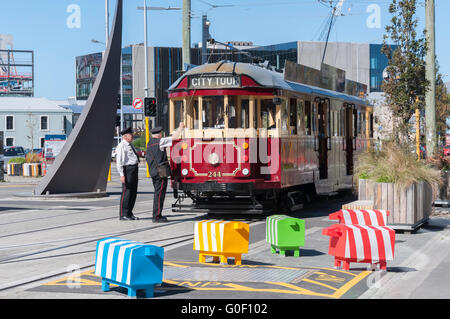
left=120, top=164, right=138, bottom=218
left=152, top=176, right=168, bottom=219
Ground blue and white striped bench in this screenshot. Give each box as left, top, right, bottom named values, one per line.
left=94, top=237, right=164, bottom=298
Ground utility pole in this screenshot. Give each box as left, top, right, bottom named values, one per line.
left=425, top=0, right=436, bottom=157
left=143, top=0, right=151, bottom=177
left=182, top=0, right=191, bottom=70
left=105, top=0, right=109, bottom=46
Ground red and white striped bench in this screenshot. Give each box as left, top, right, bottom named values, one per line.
left=323, top=209, right=395, bottom=271
left=328, top=209, right=389, bottom=226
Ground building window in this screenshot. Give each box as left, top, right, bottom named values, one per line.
left=370, top=57, right=378, bottom=69
left=5, top=137, right=14, bottom=146
left=5, top=116, right=14, bottom=131
left=40, top=116, right=49, bottom=131
left=40, top=137, right=45, bottom=148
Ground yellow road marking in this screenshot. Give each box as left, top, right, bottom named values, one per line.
left=264, top=282, right=335, bottom=298
left=313, top=272, right=346, bottom=283
left=307, top=266, right=358, bottom=276
left=40, top=263, right=371, bottom=299
left=163, top=261, right=189, bottom=268
left=302, top=278, right=338, bottom=291
left=330, top=271, right=371, bottom=299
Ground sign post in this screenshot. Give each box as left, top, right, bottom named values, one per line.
left=43, top=135, right=67, bottom=176
left=133, top=98, right=143, bottom=110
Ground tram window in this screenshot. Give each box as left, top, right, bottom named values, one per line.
left=304, top=100, right=311, bottom=135
left=297, top=100, right=304, bottom=135
left=261, top=99, right=276, bottom=129
left=312, top=102, right=317, bottom=133
left=203, top=96, right=224, bottom=129
left=358, top=112, right=365, bottom=135
left=228, top=96, right=237, bottom=128
left=362, top=112, right=367, bottom=136
left=370, top=113, right=374, bottom=137
left=240, top=99, right=249, bottom=129
left=289, top=98, right=297, bottom=135
left=174, top=100, right=184, bottom=128
left=333, top=110, right=340, bottom=136
left=281, top=99, right=289, bottom=134
left=193, top=99, right=199, bottom=129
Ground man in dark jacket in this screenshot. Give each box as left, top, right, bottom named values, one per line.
left=146, top=122, right=184, bottom=222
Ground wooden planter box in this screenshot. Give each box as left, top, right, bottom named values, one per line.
left=23, top=163, right=42, bottom=177
left=7, top=163, right=23, bottom=176
left=435, top=170, right=450, bottom=206
left=358, top=179, right=432, bottom=232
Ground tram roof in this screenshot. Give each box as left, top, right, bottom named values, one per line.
left=169, top=61, right=368, bottom=106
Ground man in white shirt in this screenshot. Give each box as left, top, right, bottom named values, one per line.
left=145, top=122, right=184, bottom=222
left=116, top=127, right=140, bottom=220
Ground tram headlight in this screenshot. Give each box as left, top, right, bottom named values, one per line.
left=242, top=168, right=250, bottom=176
left=181, top=168, right=188, bottom=176
left=208, top=153, right=220, bottom=165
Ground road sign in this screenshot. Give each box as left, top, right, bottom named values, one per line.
left=133, top=98, right=143, bottom=110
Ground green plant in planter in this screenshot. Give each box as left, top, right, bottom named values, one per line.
left=25, top=153, right=42, bottom=163
left=355, top=141, right=442, bottom=194
left=8, top=157, right=26, bottom=165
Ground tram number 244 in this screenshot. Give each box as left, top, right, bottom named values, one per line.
left=207, top=171, right=222, bottom=178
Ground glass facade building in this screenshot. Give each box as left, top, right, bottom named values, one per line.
left=369, top=44, right=392, bottom=93
left=75, top=41, right=392, bottom=134
left=75, top=47, right=132, bottom=105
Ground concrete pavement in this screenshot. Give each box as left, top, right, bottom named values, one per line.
left=0, top=164, right=449, bottom=300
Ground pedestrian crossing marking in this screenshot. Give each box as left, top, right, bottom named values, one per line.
left=35, top=262, right=370, bottom=298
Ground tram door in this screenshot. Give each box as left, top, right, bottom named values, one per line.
left=344, top=106, right=354, bottom=175
left=317, top=101, right=328, bottom=179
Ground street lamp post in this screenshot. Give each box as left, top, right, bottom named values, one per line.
left=137, top=4, right=181, bottom=177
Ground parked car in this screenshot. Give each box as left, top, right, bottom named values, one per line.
left=136, top=148, right=146, bottom=158
left=444, top=144, right=450, bottom=156
left=3, top=146, right=26, bottom=170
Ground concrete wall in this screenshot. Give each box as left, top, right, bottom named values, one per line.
left=0, top=111, right=72, bottom=149
left=132, top=44, right=155, bottom=102
left=297, top=41, right=370, bottom=88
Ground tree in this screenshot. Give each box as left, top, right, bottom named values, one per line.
left=435, top=67, right=449, bottom=145
left=381, top=0, right=429, bottom=145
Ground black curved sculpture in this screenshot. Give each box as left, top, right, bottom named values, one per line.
left=34, top=0, right=123, bottom=195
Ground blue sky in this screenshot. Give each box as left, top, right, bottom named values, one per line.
left=1, top=0, right=449, bottom=99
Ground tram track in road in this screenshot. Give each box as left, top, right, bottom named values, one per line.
left=0, top=218, right=263, bottom=293
left=0, top=201, right=172, bottom=239
left=0, top=218, right=263, bottom=264
left=0, top=231, right=198, bottom=293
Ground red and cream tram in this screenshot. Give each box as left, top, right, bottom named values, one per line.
left=167, top=61, right=373, bottom=214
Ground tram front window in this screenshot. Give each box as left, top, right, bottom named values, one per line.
left=203, top=96, right=224, bottom=129
left=261, top=99, right=276, bottom=129
left=174, top=100, right=184, bottom=128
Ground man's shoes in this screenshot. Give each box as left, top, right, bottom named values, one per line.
left=120, top=215, right=139, bottom=221
left=152, top=216, right=168, bottom=223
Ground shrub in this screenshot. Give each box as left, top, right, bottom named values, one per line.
left=25, top=152, right=42, bottom=163
left=132, top=136, right=146, bottom=150
left=354, top=141, right=442, bottom=196
left=8, top=157, right=26, bottom=165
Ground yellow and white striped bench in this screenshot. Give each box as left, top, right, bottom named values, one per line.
left=193, top=220, right=249, bottom=265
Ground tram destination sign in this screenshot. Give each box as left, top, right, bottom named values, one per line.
left=188, top=75, right=241, bottom=89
